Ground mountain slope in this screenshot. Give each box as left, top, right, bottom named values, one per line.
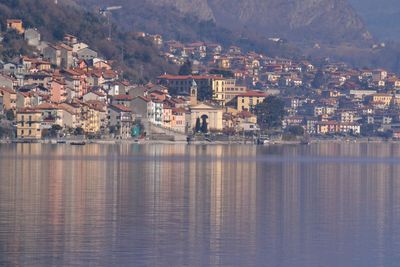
left=0, top=0, right=176, bottom=81
left=73, top=0, right=302, bottom=58
left=349, top=0, right=400, bottom=41
left=209, top=0, right=371, bottom=44
left=79, top=0, right=371, bottom=45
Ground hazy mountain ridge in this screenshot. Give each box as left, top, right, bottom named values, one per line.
left=146, top=0, right=214, bottom=21
left=85, top=0, right=371, bottom=44
left=208, top=0, right=370, bottom=43
left=349, top=0, right=400, bottom=41
left=73, top=0, right=302, bottom=58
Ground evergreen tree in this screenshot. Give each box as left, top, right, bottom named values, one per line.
left=195, top=117, right=201, bottom=133
left=48, top=124, right=62, bottom=138
left=74, top=127, right=84, bottom=136
left=201, top=115, right=208, bottom=133
left=286, top=125, right=304, bottom=136
left=179, top=59, right=192, bottom=75
left=312, top=70, right=325, bottom=89
left=255, top=96, right=285, bottom=131
left=197, top=85, right=213, bottom=101
left=5, top=110, right=14, bottom=121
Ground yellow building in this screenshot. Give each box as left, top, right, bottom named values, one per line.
left=371, top=94, right=393, bottom=107
left=235, top=91, right=267, bottom=112
left=6, top=19, right=24, bottom=34
left=316, top=121, right=339, bottom=135
left=16, top=109, right=42, bottom=139
left=216, top=57, right=230, bottom=69
left=225, top=85, right=247, bottom=104
left=190, top=103, right=223, bottom=131
left=212, top=78, right=228, bottom=104
left=394, top=96, right=400, bottom=107
left=212, top=78, right=247, bottom=106
left=81, top=104, right=101, bottom=134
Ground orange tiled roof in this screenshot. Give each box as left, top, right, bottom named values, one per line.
left=113, top=94, right=133, bottom=101
left=111, top=104, right=131, bottom=112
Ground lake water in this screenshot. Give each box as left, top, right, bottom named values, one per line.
left=1, top=143, right=400, bottom=267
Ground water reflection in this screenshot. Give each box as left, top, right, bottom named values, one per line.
left=0, top=143, right=400, bottom=266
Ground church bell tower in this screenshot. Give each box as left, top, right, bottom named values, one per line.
left=190, top=79, right=198, bottom=106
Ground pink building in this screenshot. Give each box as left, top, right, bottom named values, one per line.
left=162, top=104, right=172, bottom=129
left=172, top=107, right=187, bottom=133
left=50, top=78, right=67, bottom=103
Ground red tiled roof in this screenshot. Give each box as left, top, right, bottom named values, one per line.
left=111, top=104, right=131, bottom=112
left=158, top=74, right=222, bottom=80
left=237, top=111, right=254, bottom=118
left=86, top=90, right=106, bottom=97
left=18, top=92, right=33, bottom=97
left=17, top=108, right=41, bottom=114
left=0, top=86, right=16, bottom=94
left=62, top=69, right=80, bottom=76
left=172, top=107, right=186, bottom=113
left=113, top=94, right=133, bottom=101
left=152, top=98, right=164, bottom=103
left=237, top=91, right=267, bottom=97
left=58, top=43, right=73, bottom=51
left=35, top=103, right=58, bottom=110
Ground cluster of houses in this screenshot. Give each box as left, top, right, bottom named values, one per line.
left=1, top=20, right=261, bottom=140
left=2, top=20, right=400, bottom=140
left=280, top=68, right=400, bottom=137
left=140, top=32, right=400, bottom=138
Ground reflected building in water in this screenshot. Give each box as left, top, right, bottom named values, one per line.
left=1, top=143, right=400, bottom=266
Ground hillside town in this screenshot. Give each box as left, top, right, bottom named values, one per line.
left=1, top=19, right=400, bottom=142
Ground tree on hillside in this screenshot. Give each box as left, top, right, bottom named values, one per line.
left=47, top=124, right=62, bottom=138
left=197, top=85, right=213, bottom=101
left=74, top=127, right=84, bottom=136
left=209, top=69, right=234, bottom=78
left=286, top=125, right=304, bottom=136
left=179, top=59, right=192, bottom=75
left=255, top=96, right=285, bottom=131
left=0, top=0, right=177, bottom=83
left=5, top=110, right=14, bottom=121
left=312, top=70, right=325, bottom=89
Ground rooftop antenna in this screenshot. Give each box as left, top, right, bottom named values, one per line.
left=99, top=6, right=122, bottom=40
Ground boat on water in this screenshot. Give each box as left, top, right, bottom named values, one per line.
left=300, top=134, right=311, bottom=145
left=300, top=140, right=309, bottom=145
left=70, top=141, right=86, bottom=146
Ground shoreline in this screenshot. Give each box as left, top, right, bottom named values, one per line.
left=1, top=138, right=399, bottom=145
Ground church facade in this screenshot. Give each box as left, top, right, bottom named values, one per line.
left=190, top=103, right=223, bottom=131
